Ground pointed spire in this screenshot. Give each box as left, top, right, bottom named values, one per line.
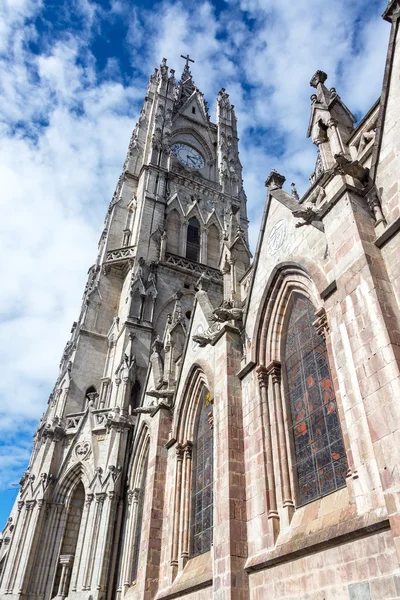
left=175, top=54, right=196, bottom=109
left=171, top=291, right=184, bottom=326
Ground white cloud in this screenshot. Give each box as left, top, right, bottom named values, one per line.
left=0, top=0, right=392, bottom=506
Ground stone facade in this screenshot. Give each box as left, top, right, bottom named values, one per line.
left=1, top=3, right=400, bottom=599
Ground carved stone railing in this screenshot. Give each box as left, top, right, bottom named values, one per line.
left=104, top=245, right=136, bottom=267
left=163, top=253, right=222, bottom=282
left=93, top=409, right=111, bottom=428
left=65, top=412, right=85, bottom=430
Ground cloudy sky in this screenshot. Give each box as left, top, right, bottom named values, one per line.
left=0, top=0, right=390, bottom=526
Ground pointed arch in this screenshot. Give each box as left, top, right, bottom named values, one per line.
left=254, top=262, right=348, bottom=511
left=170, top=365, right=214, bottom=564
left=281, top=293, right=347, bottom=505
left=53, top=461, right=90, bottom=504
left=171, top=127, right=213, bottom=161
left=255, top=263, right=322, bottom=367
left=36, top=463, right=90, bottom=600
left=166, top=209, right=181, bottom=255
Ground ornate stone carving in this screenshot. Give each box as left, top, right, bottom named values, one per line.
left=105, top=245, right=136, bottom=267
left=106, top=407, right=132, bottom=433
left=367, top=188, right=386, bottom=227
left=293, top=206, right=322, bottom=228
left=212, top=299, right=243, bottom=323
left=192, top=321, right=220, bottom=347
left=313, top=307, right=329, bottom=339
left=65, top=412, right=84, bottom=430
left=75, top=441, right=91, bottom=461
left=41, top=416, right=66, bottom=443
left=333, top=154, right=369, bottom=184
left=163, top=252, right=222, bottom=282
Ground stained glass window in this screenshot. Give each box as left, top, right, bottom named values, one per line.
left=191, top=388, right=214, bottom=556
left=283, top=294, right=347, bottom=506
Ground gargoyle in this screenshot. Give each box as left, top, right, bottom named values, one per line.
left=192, top=332, right=214, bottom=347
left=212, top=300, right=243, bottom=323
left=333, top=154, right=369, bottom=185
left=293, top=206, right=321, bottom=228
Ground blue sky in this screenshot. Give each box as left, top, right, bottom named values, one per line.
left=0, top=0, right=391, bottom=527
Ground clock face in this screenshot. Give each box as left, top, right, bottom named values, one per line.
left=172, top=143, right=205, bottom=169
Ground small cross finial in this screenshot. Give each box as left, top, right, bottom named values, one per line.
left=180, top=54, right=195, bottom=69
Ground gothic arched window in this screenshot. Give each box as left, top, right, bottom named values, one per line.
left=283, top=294, right=347, bottom=506
left=191, top=387, right=213, bottom=556
left=186, top=217, right=200, bottom=262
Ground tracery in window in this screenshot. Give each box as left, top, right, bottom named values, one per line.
left=283, top=294, right=347, bottom=506
left=191, top=387, right=213, bottom=556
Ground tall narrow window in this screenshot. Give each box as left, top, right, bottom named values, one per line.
left=207, top=224, right=220, bottom=268
left=166, top=210, right=181, bottom=256
left=186, top=217, right=200, bottom=262
left=130, top=380, right=141, bottom=413
left=131, top=448, right=149, bottom=581
left=191, top=387, right=213, bottom=556
left=283, top=294, right=347, bottom=506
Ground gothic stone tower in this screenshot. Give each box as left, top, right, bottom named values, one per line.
left=0, top=58, right=249, bottom=600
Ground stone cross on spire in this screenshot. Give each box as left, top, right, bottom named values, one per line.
left=180, top=54, right=195, bottom=69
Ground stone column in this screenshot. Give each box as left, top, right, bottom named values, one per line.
left=70, top=493, right=93, bottom=592
left=256, top=366, right=279, bottom=542
left=83, top=492, right=106, bottom=590
left=171, top=444, right=184, bottom=576
left=120, top=488, right=140, bottom=591
left=56, top=554, right=74, bottom=599
left=18, top=499, right=47, bottom=596
left=212, top=325, right=249, bottom=600
left=134, top=407, right=171, bottom=599
left=180, top=220, right=188, bottom=257
left=97, top=490, right=120, bottom=593
left=39, top=502, right=65, bottom=599
left=267, top=360, right=294, bottom=525
left=328, top=117, right=345, bottom=156
left=180, top=441, right=193, bottom=565
left=200, top=226, right=207, bottom=264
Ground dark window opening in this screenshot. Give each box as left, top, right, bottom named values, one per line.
left=186, top=310, right=192, bottom=320
left=85, top=386, right=97, bottom=409
left=192, top=106, right=196, bottom=114
left=283, top=294, right=347, bottom=506
left=130, top=381, right=141, bottom=413
left=186, top=218, right=200, bottom=262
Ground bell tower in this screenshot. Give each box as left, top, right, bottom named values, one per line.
left=0, top=57, right=249, bottom=600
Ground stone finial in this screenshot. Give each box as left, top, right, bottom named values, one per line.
left=196, top=272, right=210, bottom=292
left=383, top=0, right=400, bottom=23
left=265, top=170, right=286, bottom=190
left=310, top=70, right=328, bottom=89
